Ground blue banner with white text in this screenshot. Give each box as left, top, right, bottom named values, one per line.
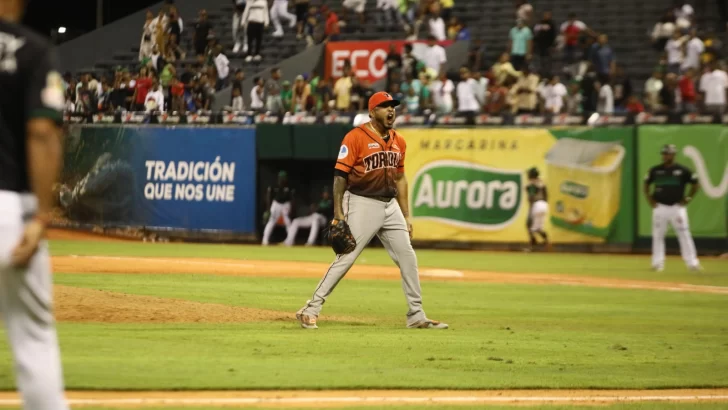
left=57, top=126, right=257, bottom=234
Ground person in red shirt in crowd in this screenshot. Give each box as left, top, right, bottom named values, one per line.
left=323, top=6, right=340, bottom=42
left=132, top=67, right=154, bottom=111
left=679, top=68, right=697, bottom=112
left=559, top=13, right=592, bottom=67
left=170, top=78, right=186, bottom=112
left=625, top=95, right=645, bottom=114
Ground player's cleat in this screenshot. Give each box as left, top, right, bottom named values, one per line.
left=407, top=319, right=449, bottom=329
left=652, top=265, right=664, bottom=272
left=296, top=307, right=318, bottom=329
left=689, top=264, right=704, bottom=272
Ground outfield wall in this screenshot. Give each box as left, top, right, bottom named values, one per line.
left=54, top=122, right=728, bottom=252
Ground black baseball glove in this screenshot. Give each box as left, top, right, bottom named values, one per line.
left=328, top=219, right=356, bottom=254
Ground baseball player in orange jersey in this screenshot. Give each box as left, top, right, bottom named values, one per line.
left=296, top=91, right=448, bottom=330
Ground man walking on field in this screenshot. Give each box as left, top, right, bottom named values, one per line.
left=296, top=91, right=448, bottom=330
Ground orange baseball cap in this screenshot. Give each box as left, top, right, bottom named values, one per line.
left=368, top=91, right=400, bottom=111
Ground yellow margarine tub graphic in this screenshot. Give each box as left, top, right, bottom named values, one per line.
left=545, top=138, right=625, bottom=238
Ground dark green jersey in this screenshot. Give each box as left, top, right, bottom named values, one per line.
left=645, top=163, right=697, bottom=205
left=526, top=179, right=548, bottom=203
left=271, top=186, right=293, bottom=203
left=317, top=198, right=333, bottom=220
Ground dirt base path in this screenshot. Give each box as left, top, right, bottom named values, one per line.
left=1, top=389, right=728, bottom=408
left=53, top=255, right=728, bottom=295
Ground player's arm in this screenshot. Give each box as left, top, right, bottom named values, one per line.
left=333, top=133, right=358, bottom=220
left=643, top=169, right=656, bottom=208
left=683, top=169, right=700, bottom=205
left=12, top=47, right=64, bottom=267
left=331, top=174, right=347, bottom=220
left=395, top=172, right=413, bottom=239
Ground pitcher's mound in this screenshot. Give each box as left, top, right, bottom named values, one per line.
left=54, top=285, right=292, bottom=324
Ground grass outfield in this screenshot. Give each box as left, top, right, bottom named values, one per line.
left=0, top=240, right=724, bottom=393
left=50, top=240, right=728, bottom=286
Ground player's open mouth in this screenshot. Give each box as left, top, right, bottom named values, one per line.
left=387, top=113, right=394, bottom=121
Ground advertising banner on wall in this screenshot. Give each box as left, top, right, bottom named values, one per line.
left=57, top=126, right=257, bottom=234
left=637, top=125, right=728, bottom=238
left=403, top=128, right=635, bottom=244
left=324, top=40, right=452, bottom=83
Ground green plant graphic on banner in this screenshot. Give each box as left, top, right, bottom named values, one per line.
left=637, top=125, right=728, bottom=238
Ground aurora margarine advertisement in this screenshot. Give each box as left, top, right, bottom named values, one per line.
left=404, top=128, right=636, bottom=244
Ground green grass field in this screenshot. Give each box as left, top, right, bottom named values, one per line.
left=0, top=239, right=726, bottom=408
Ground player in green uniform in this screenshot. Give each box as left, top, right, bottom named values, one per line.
left=525, top=167, right=550, bottom=251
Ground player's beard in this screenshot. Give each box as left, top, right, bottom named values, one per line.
left=379, top=111, right=395, bottom=130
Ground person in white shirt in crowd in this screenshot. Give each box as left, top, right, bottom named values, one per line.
left=250, top=76, right=266, bottom=111
left=271, top=0, right=297, bottom=37
left=508, top=65, right=538, bottom=114
left=428, top=2, right=447, bottom=41
left=673, top=2, right=694, bottom=31
left=242, top=0, right=270, bottom=62
left=376, top=0, right=401, bottom=28
left=699, top=60, right=728, bottom=114
left=342, top=0, right=366, bottom=28
left=423, top=35, right=447, bottom=74
left=651, top=10, right=676, bottom=52
left=149, top=44, right=164, bottom=73
left=472, top=71, right=489, bottom=110
left=665, top=30, right=684, bottom=75
left=430, top=71, right=455, bottom=114
left=540, top=75, right=567, bottom=114
left=681, top=28, right=703, bottom=73
left=644, top=70, right=664, bottom=112
left=597, top=79, right=614, bottom=114
left=213, top=45, right=230, bottom=89
left=456, top=66, right=482, bottom=116
left=233, top=0, right=249, bottom=54
left=145, top=79, right=165, bottom=112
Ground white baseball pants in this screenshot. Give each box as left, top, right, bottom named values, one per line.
left=529, top=200, right=548, bottom=232
left=652, top=204, right=700, bottom=269
left=0, top=191, right=68, bottom=410
left=270, top=0, right=296, bottom=35
left=262, top=200, right=292, bottom=245
left=284, top=213, right=327, bottom=246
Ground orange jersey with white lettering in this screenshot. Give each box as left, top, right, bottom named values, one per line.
left=334, top=124, right=406, bottom=197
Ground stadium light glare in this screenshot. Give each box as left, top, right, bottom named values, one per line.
left=58, top=27, right=67, bottom=34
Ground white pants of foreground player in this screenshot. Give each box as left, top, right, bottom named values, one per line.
left=652, top=204, right=700, bottom=269
left=529, top=200, right=548, bottom=232
left=262, top=200, right=292, bottom=245
left=270, top=0, right=296, bottom=36
left=284, top=213, right=327, bottom=246
left=300, top=192, right=427, bottom=327
left=0, top=191, right=68, bottom=410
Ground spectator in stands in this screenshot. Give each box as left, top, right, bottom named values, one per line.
left=151, top=8, right=169, bottom=56
left=334, top=64, right=353, bottom=112
left=580, top=66, right=598, bottom=114
left=509, top=65, right=539, bottom=114
left=233, top=0, right=248, bottom=53
left=243, top=0, right=270, bottom=62
left=404, top=84, right=420, bottom=114
left=201, top=73, right=218, bottom=110
left=665, top=31, right=684, bottom=75
left=467, top=40, right=486, bottom=72
left=612, top=66, right=632, bottom=111
left=213, top=46, right=230, bottom=90
left=423, top=35, right=447, bottom=75
left=596, top=79, right=614, bottom=114
left=97, top=81, right=112, bottom=113
left=271, top=0, right=297, bottom=37
left=65, top=87, right=76, bottom=113
left=679, top=68, right=697, bottom=112
left=492, top=52, right=519, bottom=86
left=651, top=10, right=676, bottom=52
left=132, top=68, right=153, bottom=111
left=278, top=80, right=291, bottom=112
left=291, top=75, right=313, bottom=112
left=540, top=75, right=567, bottom=114
left=385, top=44, right=402, bottom=91
left=305, top=6, right=325, bottom=47
left=349, top=76, right=363, bottom=111
left=515, top=0, right=533, bottom=24
left=681, top=28, right=703, bottom=73
left=456, top=67, right=481, bottom=117
left=508, top=18, right=533, bottom=71
left=701, top=30, right=723, bottom=66
left=644, top=70, right=664, bottom=112
left=565, top=81, right=582, bottom=114
left=165, top=34, right=185, bottom=63
left=167, top=8, right=182, bottom=45
left=231, top=69, right=244, bottom=98
left=375, top=0, right=397, bottom=29
left=533, top=11, right=556, bottom=77
left=139, top=33, right=154, bottom=62
left=560, top=13, right=590, bottom=73
left=315, top=78, right=332, bottom=113
left=402, top=44, right=422, bottom=80
left=658, top=73, right=679, bottom=113
left=145, top=79, right=165, bottom=112
left=625, top=95, right=644, bottom=114
left=228, top=87, right=245, bottom=111
left=699, top=60, right=728, bottom=114
left=294, top=0, right=310, bottom=39
left=342, top=0, right=366, bottom=30
left=486, top=77, right=511, bottom=114
left=265, top=68, right=283, bottom=113
left=673, top=2, right=693, bottom=32
left=324, top=6, right=341, bottom=41
left=159, top=61, right=176, bottom=91
left=472, top=71, right=488, bottom=111
left=170, top=78, right=185, bottom=112
left=109, top=77, right=126, bottom=112
left=431, top=71, right=455, bottom=114
left=149, top=44, right=165, bottom=74
left=194, top=10, right=213, bottom=56
left=418, top=74, right=434, bottom=112
left=591, top=34, right=615, bottom=83
left=428, top=2, right=447, bottom=41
